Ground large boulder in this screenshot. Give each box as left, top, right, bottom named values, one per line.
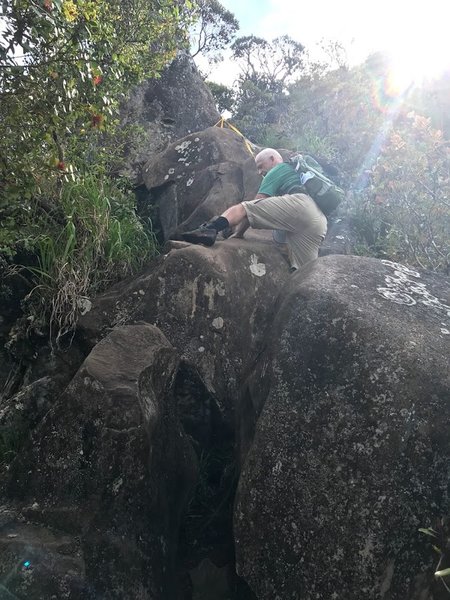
left=141, top=127, right=260, bottom=241
left=120, top=52, right=220, bottom=184
left=234, top=256, right=450, bottom=599
left=2, top=324, right=197, bottom=599
left=77, top=239, right=291, bottom=427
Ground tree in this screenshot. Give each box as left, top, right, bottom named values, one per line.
left=229, top=35, right=305, bottom=143
left=0, top=0, right=188, bottom=204
left=0, top=0, right=192, bottom=343
left=231, top=35, right=305, bottom=89
left=190, top=0, right=239, bottom=63
left=207, top=81, right=234, bottom=114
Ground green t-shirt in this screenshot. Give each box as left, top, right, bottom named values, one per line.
left=258, top=162, right=303, bottom=197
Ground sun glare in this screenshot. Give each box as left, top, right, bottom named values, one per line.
left=381, top=3, right=450, bottom=93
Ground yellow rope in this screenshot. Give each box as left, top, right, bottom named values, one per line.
left=214, top=118, right=255, bottom=156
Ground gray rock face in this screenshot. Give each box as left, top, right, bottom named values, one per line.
left=141, top=127, right=260, bottom=241
left=78, top=239, right=290, bottom=427
left=319, top=213, right=358, bottom=257
left=120, top=52, right=220, bottom=184
left=2, top=117, right=449, bottom=600
left=234, top=256, right=450, bottom=599
left=2, top=324, right=197, bottom=599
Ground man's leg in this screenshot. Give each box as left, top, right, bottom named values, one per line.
left=181, top=203, right=247, bottom=246
left=222, top=203, right=247, bottom=226
left=241, top=193, right=326, bottom=270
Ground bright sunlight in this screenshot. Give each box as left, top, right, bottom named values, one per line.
left=379, top=2, right=450, bottom=92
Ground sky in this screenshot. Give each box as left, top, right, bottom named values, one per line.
left=199, top=0, right=450, bottom=87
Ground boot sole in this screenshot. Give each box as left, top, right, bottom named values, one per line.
left=182, top=233, right=216, bottom=247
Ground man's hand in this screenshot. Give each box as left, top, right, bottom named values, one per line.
left=230, top=219, right=249, bottom=239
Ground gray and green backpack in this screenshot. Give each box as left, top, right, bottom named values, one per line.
left=289, top=154, right=344, bottom=216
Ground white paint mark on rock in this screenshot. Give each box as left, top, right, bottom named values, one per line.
left=249, top=254, right=266, bottom=277
left=212, top=317, right=224, bottom=330
left=379, top=261, right=450, bottom=319
left=377, top=288, right=416, bottom=306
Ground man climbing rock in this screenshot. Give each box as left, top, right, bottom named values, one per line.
left=181, top=148, right=327, bottom=271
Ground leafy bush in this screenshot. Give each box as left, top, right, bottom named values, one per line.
left=350, top=113, right=450, bottom=272
left=0, top=0, right=191, bottom=346
left=15, top=174, right=158, bottom=345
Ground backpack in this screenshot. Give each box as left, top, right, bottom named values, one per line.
left=289, top=153, right=344, bottom=216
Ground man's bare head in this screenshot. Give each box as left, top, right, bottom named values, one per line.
left=255, top=148, right=283, bottom=176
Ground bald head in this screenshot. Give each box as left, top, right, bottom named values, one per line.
left=255, top=148, right=283, bottom=176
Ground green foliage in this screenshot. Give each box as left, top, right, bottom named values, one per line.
left=206, top=81, right=234, bottom=114
left=0, top=0, right=192, bottom=344
left=233, top=78, right=291, bottom=142
left=232, top=35, right=305, bottom=88
left=190, top=0, right=239, bottom=63
left=20, top=173, right=158, bottom=345
left=353, top=113, right=450, bottom=272
left=227, top=40, right=450, bottom=273
left=0, top=0, right=182, bottom=239
left=229, top=35, right=305, bottom=143
left=281, top=63, right=386, bottom=178
left=0, top=0, right=187, bottom=204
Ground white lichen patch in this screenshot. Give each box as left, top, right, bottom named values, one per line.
left=112, top=477, right=123, bottom=494
left=249, top=254, right=266, bottom=277
left=212, top=317, right=224, bottom=330
left=77, top=297, right=92, bottom=315
left=359, top=534, right=375, bottom=560
left=272, top=460, right=282, bottom=475
left=203, top=279, right=225, bottom=311
left=175, top=140, right=191, bottom=152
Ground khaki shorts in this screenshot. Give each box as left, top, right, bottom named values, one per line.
left=242, top=193, right=327, bottom=269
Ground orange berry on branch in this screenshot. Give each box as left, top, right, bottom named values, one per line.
left=91, top=114, right=103, bottom=127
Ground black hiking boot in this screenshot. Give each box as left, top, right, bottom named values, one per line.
left=181, top=225, right=217, bottom=247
